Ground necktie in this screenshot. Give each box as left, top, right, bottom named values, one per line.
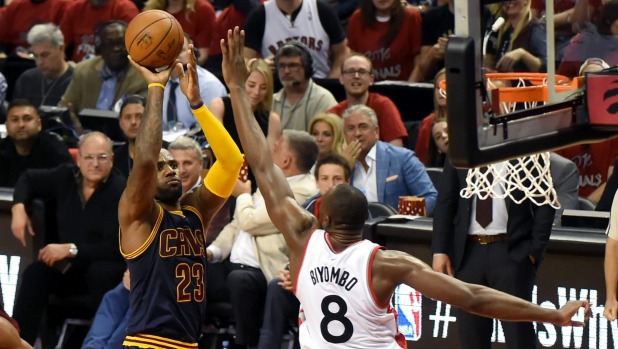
left=475, top=170, right=493, bottom=228
left=166, top=81, right=179, bottom=130
left=96, top=67, right=117, bottom=110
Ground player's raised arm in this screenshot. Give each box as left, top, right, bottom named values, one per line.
left=118, top=57, right=176, bottom=254
left=221, top=27, right=316, bottom=253
left=374, top=249, right=591, bottom=326
left=177, top=44, right=243, bottom=221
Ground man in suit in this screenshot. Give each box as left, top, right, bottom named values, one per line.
left=432, top=158, right=556, bottom=349
left=59, top=21, right=147, bottom=134
left=342, top=104, right=437, bottom=215
left=206, top=129, right=319, bottom=349
left=549, top=152, right=579, bottom=224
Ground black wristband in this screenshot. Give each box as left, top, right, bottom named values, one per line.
left=190, top=101, right=204, bottom=110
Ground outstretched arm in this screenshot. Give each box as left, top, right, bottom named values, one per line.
left=374, top=249, right=591, bottom=326
left=178, top=45, right=243, bottom=222
left=118, top=57, right=176, bottom=254
left=221, top=27, right=315, bottom=255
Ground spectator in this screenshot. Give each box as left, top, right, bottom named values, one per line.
left=10, top=132, right=127, bottom=345
left=0, top=0, right=68, bottom=57
left=327, top=54, right=407, bottom=146
left=549, top=152, right=579, bottom=225
left=60, top=21, right=147, bottom=133
left=308, top=113, right=346, bottom=157
left=557, top=0, right=618, bottom=78
left=578, top=57, right=610, bottom=75
left=13, top=24, right=73, bottom=108
left=0, top=316, right=32, bottom=349
left=60, top=0, right=138, bottom=62
left=411, top=0, right=453, bottom=82
left=307, top=113, right=359, bottom=171
left=428, top=117, right=448, bottom=167
left=271, top=43, right=338, bottom=131
left=432, top=156, right=555, bottom=349
left=206, top=0, right=261, bottom=80
left=0, top=99, right=73, bottom=187
left=169, top=137, right=205, bottom=194
left=346, top=0, right=422, bottom=81
left=112, top=95, right=145, bottom=178
left=0, top=72, right=6, bottom=119
left=163, top=33, right=227, bottom=132
left=416, top=68, right=446, bottom=165
left=529, top=0, right=576, bottom=68
left=143, top=0, right=215, bottom=65
left=211, top=59, right=281, bottom=152
left=596, top=158, right=618, bottom=212
left=206, top=130, right=318, bottom=349
left=342, top=104, right=438, bottom=214
left=243, top=0, right=349, bottom=78
left=485, top=0, right=547, bottom=72
left=555, top=139, right=618, bottom=202
left=258, top=153, right=351, bottom=349
left=80, top=269, right=130, bottom=349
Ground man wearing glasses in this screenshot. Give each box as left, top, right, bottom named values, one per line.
left=10, top=131, right=127, bottom=345
left=328, top=54, right=407, bottom=147
left=272, top=42, right=337, bottom=131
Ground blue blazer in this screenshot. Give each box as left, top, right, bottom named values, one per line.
left=353, top=141, right=438, bottom=215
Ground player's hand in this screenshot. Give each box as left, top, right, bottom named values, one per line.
left=220, top=27, right=251, bottom=90
left=604, top=298, right=618, bottom=321
left=278, top=269, right=294, bottom=292
left=176, top=44, right=202, bottom=106
left=554, top=300, right=591, bottom=326
left=432, top=254, right=453, bottom=276
left=127, top=55, right=177, bottom=85
left=38, top=243, right=71, bottom=267
left=11, top=203, right=34, bottom=247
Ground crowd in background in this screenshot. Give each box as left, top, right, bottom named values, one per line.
left=0, top=0, right=617, bottom=347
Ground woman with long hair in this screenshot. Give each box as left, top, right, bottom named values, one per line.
left=415, top=68, right=447, bottom=165
left=143, top=0, right=215, bottom=65
left=428, top=117, right=448, bottom=167
left=487, top=0, right=547, bottom=72
left=346, top=0, right=422, bottom=81
left=210, top=59, right=281, bottom=152
left=308, top=113, right=360, bottom=169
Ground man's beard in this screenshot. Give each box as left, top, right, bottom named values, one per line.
left=156, top=186, right=183, bottom=205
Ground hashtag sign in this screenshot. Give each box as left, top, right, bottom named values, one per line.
left=429, top=301, right=457, bottom=338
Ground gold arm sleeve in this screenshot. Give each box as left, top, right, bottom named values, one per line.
left=192, top=104, right=243, bottom=198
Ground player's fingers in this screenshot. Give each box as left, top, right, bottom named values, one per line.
left=220, top=38, right=228, bottom=59
left=239, top=29, right=246, bottom=53
left=228, top=29, right=236, bottom=58
left=127, top=55, right=142, bottom=71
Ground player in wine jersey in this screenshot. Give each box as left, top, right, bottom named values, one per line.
left=221, top=26, right=591, bottom=348
left=118, top=46, right=243, bottom=348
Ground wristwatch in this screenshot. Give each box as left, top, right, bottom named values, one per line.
left=69, top=243, right=78, bottom=257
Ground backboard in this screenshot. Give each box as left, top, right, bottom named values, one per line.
left=445, top=0, right=618, bottom=168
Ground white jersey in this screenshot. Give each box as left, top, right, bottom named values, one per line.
left=262, top=0, right=331, bottom=78
left=295, top=230, right=405, bottom=349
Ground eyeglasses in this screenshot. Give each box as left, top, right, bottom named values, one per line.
left=342, top=69, right=372, bottom=77
left=277, top=62, right=303, bottom=71
left=80, top=153, right=112, bottom=164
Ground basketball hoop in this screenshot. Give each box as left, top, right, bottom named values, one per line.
left=439, top=72, right=579, bottom=208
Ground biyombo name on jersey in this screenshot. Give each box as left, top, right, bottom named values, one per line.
left=309, top=266, right=358, bottom=291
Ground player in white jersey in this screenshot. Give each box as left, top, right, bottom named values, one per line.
left=220, top=26, right=592, bottom=349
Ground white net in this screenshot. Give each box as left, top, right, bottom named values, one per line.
left=460, top=152, right=560, bottom=209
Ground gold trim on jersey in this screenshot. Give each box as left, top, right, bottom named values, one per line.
left=123, top=334, right=198, bottom=349
left=122, top=205, right=164, bottom=260
left=181, top=205, right=206, bottom=237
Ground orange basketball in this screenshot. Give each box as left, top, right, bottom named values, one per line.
left=125, top=10, right=184, bottom=69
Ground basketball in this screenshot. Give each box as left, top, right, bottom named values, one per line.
left=125, top=10, right=184, bottom=69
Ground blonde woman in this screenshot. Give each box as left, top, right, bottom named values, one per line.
left=210, top=59, right=281, bottom=152
left=143, top=0, right=215, bottom=65
left=487, top=0, right=547, bottom=72
left=308, top=113, right=360, bottom=168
